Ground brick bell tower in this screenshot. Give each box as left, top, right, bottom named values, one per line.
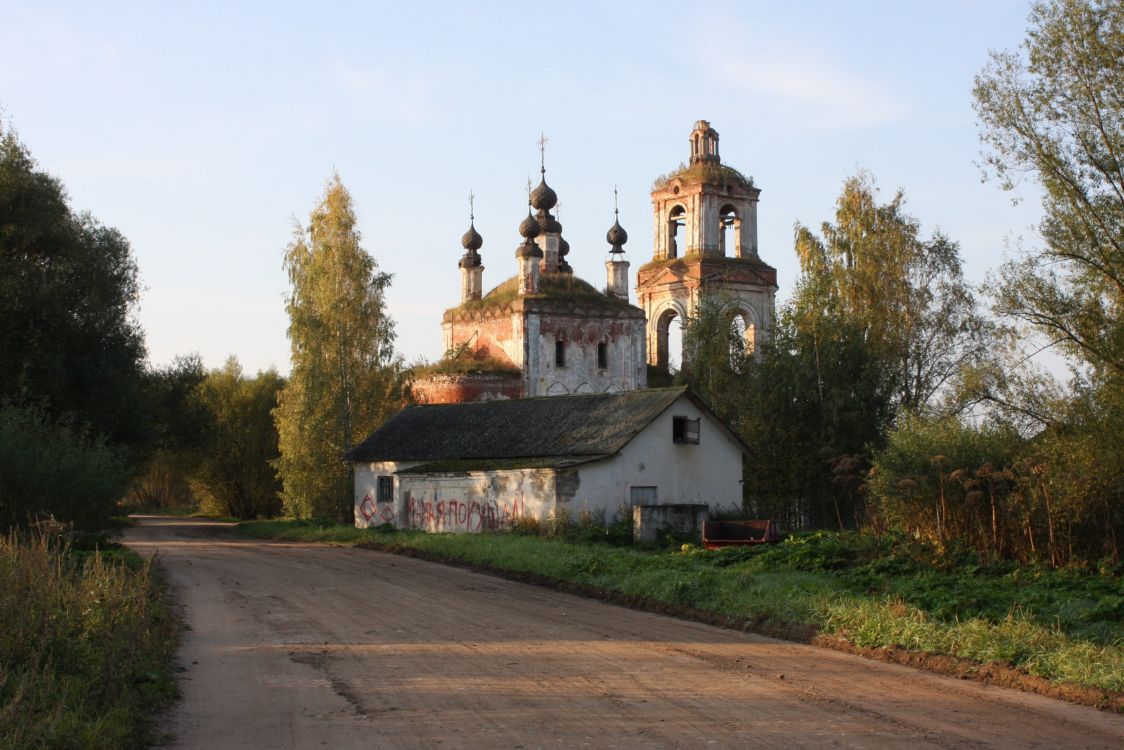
left=636, top=120, right=778, bottom=370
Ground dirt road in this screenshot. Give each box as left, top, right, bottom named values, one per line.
left=123, top=516, right=1122, bottom=749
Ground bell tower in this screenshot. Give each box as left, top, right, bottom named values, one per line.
left=637, top=121, right=778, bottom=370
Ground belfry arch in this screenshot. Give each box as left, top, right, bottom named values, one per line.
left=719, top=204, right=740, bottom=257
left=727, top=304, right=758, bottom=355
left=652, top=302, right=688, bottom=371
left=667, top=205, right=686, bottom=259
left=638, top=120, right=778, bottom=371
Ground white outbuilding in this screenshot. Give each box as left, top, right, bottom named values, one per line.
left=346, top=386, right=748, bottom=532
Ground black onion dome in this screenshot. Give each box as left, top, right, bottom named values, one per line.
left=516, top=239, right=543, bottom=258
left=607, top=218, right=628, bottom=251
left=530, top=178, right=558, bottom=210
left=537, top=209, right=562, bottom=234
left=558, top=259, right=573, bottom=274
left=518, top=210, right=541, bottom=240
left=461, top=222, right=483, bottom=251
left=558, top=236, right=570, bottom=256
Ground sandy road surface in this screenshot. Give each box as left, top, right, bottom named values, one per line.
left=123, top=516, right=1122, bottom=749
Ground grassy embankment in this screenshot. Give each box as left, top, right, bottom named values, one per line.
left=0, top=532, right=179, bottom=749
left=238, top=519, right=1123, bottom=704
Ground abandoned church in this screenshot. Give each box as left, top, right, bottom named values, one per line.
left=347, top=121, right=778, bottom=533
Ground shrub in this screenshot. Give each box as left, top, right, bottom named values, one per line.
left=0, top=404, right=129, bottom=531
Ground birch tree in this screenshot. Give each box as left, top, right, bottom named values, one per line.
left=274, top=175, right=406, bottom=520
left=974, top=0, right=1124, bottom=380
left=793, top=173, right=994, bottom=415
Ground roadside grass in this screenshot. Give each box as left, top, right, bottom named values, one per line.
left=0, top=532, right=180, bottom=749
left=236, top=520, right=1124, bottom=696
left=119, top=506, right=242, bottom=523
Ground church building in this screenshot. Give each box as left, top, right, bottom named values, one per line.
left=348, top=121, right=776, bottom=531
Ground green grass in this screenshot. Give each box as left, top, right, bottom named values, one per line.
left=236, top=520, right=1124, bottom=695
left=0, top=532, right=180, bottom=749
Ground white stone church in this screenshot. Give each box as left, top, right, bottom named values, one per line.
left=347, top=121, right=776, bottom=532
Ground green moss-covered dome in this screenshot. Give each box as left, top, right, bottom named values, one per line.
left=652, top=161, right=754, bottom=191
left=454, top=273, right=632, bottom=312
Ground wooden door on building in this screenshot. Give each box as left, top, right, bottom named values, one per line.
left=629, top=486, right=658, bottom=507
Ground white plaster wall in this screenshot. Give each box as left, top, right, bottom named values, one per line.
left=354, top=460, right=420, bottom=528
left=566, top=396, right=744, bottom=519
left=529, top=314, right=645, bottom=397
left=397, top=469, right=556, bottom=533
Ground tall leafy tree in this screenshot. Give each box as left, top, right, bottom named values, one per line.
left=193, top=358, right=283, bottom=520
left=970, top=0, right=1124, bottom=564
left=127, top=354, right=211, bottom=509
left=793, top=173, right=994, bottom=416
left=679, top=292, right=891, bottom=528
left=274, top=175, right=406, bottom=520
left=0, top=122, right=148, bottom=449
left=973, top=0, right=1124, bottom=380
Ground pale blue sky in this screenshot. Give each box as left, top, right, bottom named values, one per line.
left=1, top=1, right=1043, bottom=374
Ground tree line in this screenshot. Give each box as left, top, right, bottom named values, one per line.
left=0, top=125, right=407, bottom=527
left=677, top=0, right=1123, bottom=568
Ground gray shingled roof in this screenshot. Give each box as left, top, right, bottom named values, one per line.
left=346, top=387, right=689, bottom=463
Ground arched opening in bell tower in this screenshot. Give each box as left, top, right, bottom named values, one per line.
left=729, top=308, right=757, bottom=356
left=667, top=205, right=686, bottom=259
left=719, top=205, right=740, bottom=257
left=655, top=308, right=685, bottom=373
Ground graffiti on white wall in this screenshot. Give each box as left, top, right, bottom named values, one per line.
left=403, top=490, right=526, bottom=533
left=358, top=493, right=397, bottom=525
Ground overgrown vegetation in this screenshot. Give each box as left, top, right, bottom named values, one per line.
left=458, top=273, right=634, bottom=312
left=0, top=404, right=130, bottom=531
left=236, top=519, right=1123, bottom=696
left=0, top=531, right=179, bottom=749
left=121, top=356, right=284, bottom=520
left=412, top=343, right=521, bottom=378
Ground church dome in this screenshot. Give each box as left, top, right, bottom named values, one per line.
left=461, top=222, right=483, bottom=251
left=530, top=178, right=558, bottom=210
left=607, top=219, right=628, bottom=248
left=518, top=211, right=541, bottom=240
left=537, top=210, right=562, bottom=234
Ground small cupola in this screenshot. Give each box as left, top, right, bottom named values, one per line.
left=458, top=194, right=484, bottom=302
left=516, top=206, right=543, bottom=296
left=605, top=188, right=630, bottom=301
left=689, top=120, right=720, bottom=165
left=531, top=134, right=563, bottom=273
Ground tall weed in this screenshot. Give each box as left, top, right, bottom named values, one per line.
left=0, top=532, right=178, bottom=749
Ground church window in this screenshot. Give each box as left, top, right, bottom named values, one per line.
left=376, top=476, right=393, bottom=503
left=597, top=342, right=608, bottom=369
left=672, top=416, right=700, bottom=444
left=555, top=339, right=566, bottom=367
